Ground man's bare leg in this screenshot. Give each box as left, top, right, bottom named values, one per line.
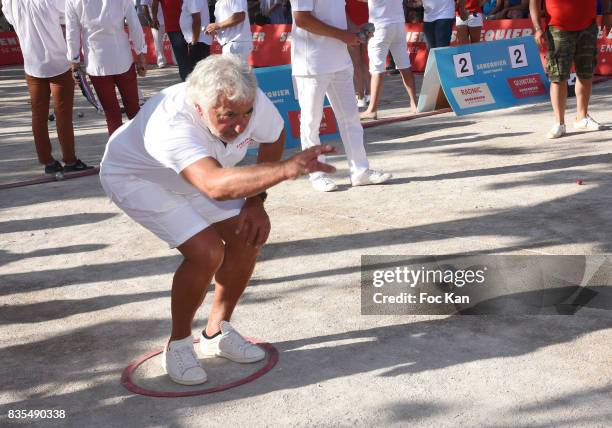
left=170, top=226, right=225, bottom=342
left=550, top=81, right=567, bottom=124
left=361, top=72, right=384, bottom=119
left=575, top=77, right=592, bottom=121
left=205, top=215, right=261, bottom=336
left=399, top=68, right=418, bottom=113
left=469, top=26, right=482, bottom=44
left=456, top=25, right=470, bottom=45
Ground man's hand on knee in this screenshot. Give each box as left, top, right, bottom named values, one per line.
left=236, top=198, right=271, bottom=248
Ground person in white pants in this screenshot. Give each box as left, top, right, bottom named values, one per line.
left=142, top=0, right=168, bottom=67
left=205, top=0, right=253, bottom=62
left=359, top=0, right=418, bottom=120
left=290, top=0, right=391, bottom=192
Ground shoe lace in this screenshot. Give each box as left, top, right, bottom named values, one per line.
left=174, top=346, right=200, bottom=374
left=227, top=330, right=252, bottom=354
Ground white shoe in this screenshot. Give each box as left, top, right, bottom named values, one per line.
left=357, top=97, right=367, bottom=108
left=573, top=115, right=603, bottom=131
left=157, top=62, right=167, bottom=69
left=546, top=123, right=566, bottom=139
left=310, top=175, right=338, bottom=192
left=162, top=336, right=207, bottom=385
left=200, top=321, right=266, bottom=363
left=351, top=169, right=392, bottom=186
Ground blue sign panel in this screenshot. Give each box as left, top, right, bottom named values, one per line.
left=431, top=36, right=550, bottom=116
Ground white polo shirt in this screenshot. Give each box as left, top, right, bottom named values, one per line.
left=367, top=0, right=406, bottom=27
left=289, top=0, right=352, bottom=76
left=214, top=0, right=252, bottom=45
left=101, top=83, right=285, bottom=196
left=2, top=0, right=71, bottom=78
left=65, top=0, right=147, bottom=77
left=180, top=0, right=213, bottom=44
left=422, top=0, right=455, bottom=22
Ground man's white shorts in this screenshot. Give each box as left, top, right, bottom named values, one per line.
left=368, top=22, right=411, bottom=74
left=100, top=174, right=245, bottom=248
left=455, top=12, right=484, bottom=28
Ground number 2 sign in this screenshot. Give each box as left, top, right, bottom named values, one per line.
left=453, top=52, right=474, bottom=78
left=508, top=44, right=528, bottom=69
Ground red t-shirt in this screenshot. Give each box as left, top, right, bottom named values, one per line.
left=346, top=0, right=369, bottom=26
left=456, top=0, right=482, bottom=14
left=545, top=0, right=597, bottom=31
left=160, top=0, right=182, bottom=33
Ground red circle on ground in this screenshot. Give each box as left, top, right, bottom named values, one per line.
left=121, top=338, right=279, bottom=397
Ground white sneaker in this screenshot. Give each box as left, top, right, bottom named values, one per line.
left=573, top=115, right=603, bottom=131
left=310, top=175, right=338, bottom=192
left=162, top=336, right=207, bottom=385
left=546, top=123, right=566, bottom=139
left=351, top=169, right=392, bottom=186
left=200, top=321, right=266, bottom=363
left=357, top=97, right=367, bottom=108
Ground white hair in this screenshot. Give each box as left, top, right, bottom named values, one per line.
left=185, top=54, right=258, bottom=110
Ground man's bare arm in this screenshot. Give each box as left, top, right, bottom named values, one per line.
left=181, top=143, right=335, bottom=200
left=205, top=12, right=246, bottom=34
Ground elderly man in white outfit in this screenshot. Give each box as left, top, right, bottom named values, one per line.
left=100, top=55, right=335, bottom=386
left=290, top=0, right=391, bottom=192
left=359, top=0, right=418, bottom=120
left=205, top=0, right=253, bottom=62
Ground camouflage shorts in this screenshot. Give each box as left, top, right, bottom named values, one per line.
left=545, top=22, right=598, bottom=82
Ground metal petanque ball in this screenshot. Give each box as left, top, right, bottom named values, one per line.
left=78, top=112, right=84, bottom=118
left=55, top=172, right=65, bottom=181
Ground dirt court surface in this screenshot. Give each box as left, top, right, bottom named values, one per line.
left=1, top=64, right=611, bottom=427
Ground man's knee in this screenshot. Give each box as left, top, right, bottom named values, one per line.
left=180, top=231, right=225, bottom=270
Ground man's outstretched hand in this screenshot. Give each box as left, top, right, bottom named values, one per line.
left=283, top=145, right=337, bottom=180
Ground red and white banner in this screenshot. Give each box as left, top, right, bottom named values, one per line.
left=0, top=32, right=23, bottom=66
left=3, top=19, right=611, bottom=75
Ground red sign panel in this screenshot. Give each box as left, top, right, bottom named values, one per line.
left=507, top=73, right=547, bottom=98
left=287, top=107, right=338, bottom=139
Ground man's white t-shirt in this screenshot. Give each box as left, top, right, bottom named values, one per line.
left=2, top=0, right=71, bottom=78
left=214, top=0, right=252, bottom=45
left=180, top=0, right=213, bottom=44
left=289, top=0, right=352, bottom=76
left=367, top=0, right=405, bottom=27
left=422, top=0, right=455, bottom=22
left=101, top=83, right=285, bottom=197
left=65, top=0, right=147, bottom=76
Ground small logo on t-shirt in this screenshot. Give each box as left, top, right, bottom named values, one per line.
left=236, top=138, right=254, bottom=149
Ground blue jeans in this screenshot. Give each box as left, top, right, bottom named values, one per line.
left=423, top=18, right=455, bottom=49
left=167, top=31, right=190, bottom=81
